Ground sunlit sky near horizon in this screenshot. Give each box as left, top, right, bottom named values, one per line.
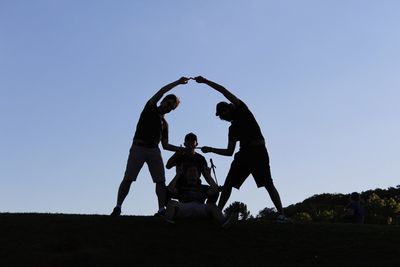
left=1, top=1, right=399, bottom=216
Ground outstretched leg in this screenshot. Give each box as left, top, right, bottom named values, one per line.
left=264, top=183, right=283, bottom=215
left=156, top=182, right=167, bottom=210
left=217, top=185, right=233, bottom=210
left=112, top=144, right=145, bottom=216
left=111, top=178, right=134, bottom=216
left=117, top=178, right=134, bottom=206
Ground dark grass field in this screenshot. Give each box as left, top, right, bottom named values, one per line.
left=1, top=213, right=399, bottom=266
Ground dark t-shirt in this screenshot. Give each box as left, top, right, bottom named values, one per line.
left=175, top=153, right=208, bottom=186
left=175, top=153, right=208, bottom=174
left=133, top=102, right=168, bottom=147
left=228, top=100, right=265, bottom=148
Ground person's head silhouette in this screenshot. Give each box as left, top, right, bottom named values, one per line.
left=159, top=94, right=180, bottom=115
left=184, top=132, right=198, bottom=149
left=215, top=101, right=235, bottom=121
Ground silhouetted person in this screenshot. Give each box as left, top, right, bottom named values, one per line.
left=166, top=132, right=219, bottom=203
left=165, top=165, right=237, bottom=227
left=111, top=77, right=189, bottom=216
left=195, top=76, right=287, bottom=222
left=344, top=192, right=364, bottom=224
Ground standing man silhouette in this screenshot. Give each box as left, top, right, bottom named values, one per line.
left=111, top=77, right=189, bottom=216
left=195, top=76, right=287, bottom=221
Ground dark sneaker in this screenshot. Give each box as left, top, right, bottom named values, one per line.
left=110, top=207, right=121, bottom=216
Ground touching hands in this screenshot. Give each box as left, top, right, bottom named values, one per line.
left=178, top=77, right=190, bottom=84
left=177, top=76, right=207, bottom=84
left=194, top=76, right=207, bottom=83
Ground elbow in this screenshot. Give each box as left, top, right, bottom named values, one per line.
left=161, top=142, right=168, bottom=150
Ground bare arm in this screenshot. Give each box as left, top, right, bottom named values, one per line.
left=201, top=167, right=218, bottom=188
left=201, top=140, right=236, bottom=157
left=161, top=139, right=184, bottom=153
left=167, top=166, right=183, bottom=193
left=166, top=152, right=180, bottom=169
left=148, top=77, right=189, bottom=105
left=194, top=76, right=241, bottom=106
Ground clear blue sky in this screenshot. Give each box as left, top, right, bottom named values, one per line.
left=1, top=1, right=399, bottom=216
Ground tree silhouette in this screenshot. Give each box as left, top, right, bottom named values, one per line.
left=224, top=202, right=251, bottom=221
left=257, top=185, right=400, bottom=225
left=256, top=207, right=277, bottom=220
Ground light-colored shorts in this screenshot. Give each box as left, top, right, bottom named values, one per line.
left=175, top=201, right=211, bottom=219
left=123, top=144, right=165, bottom=183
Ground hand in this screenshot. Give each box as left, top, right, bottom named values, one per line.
left=201, top=146, right=212, bottom=153
left=177, top=146, right=187, bottom=153
left=178, top=77, right=189, bottom=84
left=194, top=76, right=207, bottom=83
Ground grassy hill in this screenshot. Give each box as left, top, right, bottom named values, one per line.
left=1, top=213, right=400, bottom=266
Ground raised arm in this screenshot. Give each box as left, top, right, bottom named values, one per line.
left=194, top=76, right=240, bottom=106
left=148, top=77, right=189, bottom=105
left=201, top=140, right=236, bottom=157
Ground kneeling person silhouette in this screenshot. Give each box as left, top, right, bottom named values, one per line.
left=165, top=165, right=236, bottom=227
left=166, top=132, right=219, bottom=203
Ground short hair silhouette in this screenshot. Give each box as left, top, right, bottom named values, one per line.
left=162, top=94, right=180, bottom=109
left=184, top=132, right=197, bottom=142
left=215, top=101, right=231, bottom=116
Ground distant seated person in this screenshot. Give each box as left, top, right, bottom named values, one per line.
left=165, top=165, right=236, bottom=227
left=343, top=192, right=364, bottom=224
left=166, top=132, right=219, bottom=203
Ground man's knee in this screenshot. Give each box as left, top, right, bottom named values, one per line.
left=121, top=177, right=134, bottom=186
left=221, top=182, right=234, bottom=193
left=156, top=182, right=166, bottom=188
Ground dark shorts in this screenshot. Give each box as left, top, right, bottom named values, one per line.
left=124, top=144, right=165, bottom=183
left=169, top=185, right=219, bottom=204
left=225, top=146, right=273, bottom=189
